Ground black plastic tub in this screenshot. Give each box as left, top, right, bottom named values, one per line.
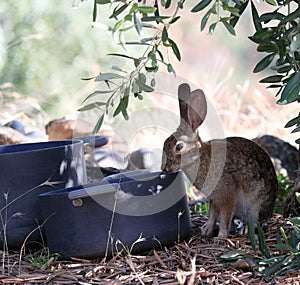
left=39, top=171, right=192, bottom=259
left=0, top=140, right=88, bottom=249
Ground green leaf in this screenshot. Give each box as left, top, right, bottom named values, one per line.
left=145, top=66, right=158, bottom=72
left=124, top=14, right=133, bottom=22
left=95, top=73, right=124, bottom=81
left=93, top=0, right=98, bottom=22
left=209, top=22, right=217, bottom=34
left=150, top=78, right=156, bottom=87
left=78, top=102, right=106, bottom=112
left=191, top=0, right=213, bottom=13
left=249, top=28, right=274, bottom=44
left=267, top=84, right=282, bottom=89
left=109, top=3, right=129, bottom=19
left=81, top=76, right=97, bottom=81
left=277, top=40, right=287, bottom=61
left=163, top=0, right=172, bottom=9
left=259, top=12, right=284, bottom=23
left=257, top=43, right=277, bottom=53
left=201, top=9, right=211, bottom=31
left=247, top=216, right=257, bottom=253
left=168, top=38, right=181, bottom=61
left=277, top=72, right=300, bottom=104
left=265, top=0, right=278, bottom=5
left=125, top=40, right=150, bottom=46
left=262, top=257, right=285, bottom=276
left=278, top=85, right=300, bottom=105
left=93, top=113, right=104, bottom=134
left=131, top=81, right=139, bottom=93
left=156, top=48, right=164, bottom=61
left=154, top=1, right=160, bottom=20
left=167, top=63, right=176, bottom=75
left=113, top=18, right=125, bottom=31
left=124, top=87, right=130, bottom=104
left=251, top=1, right=262, bottom=32
left=162, top=26, right=168, bottom=43
left=273, top=243, right=292, bottom=252
left=108, top=53, right=136, bottom=60
left=134, top=10, right=143, bottom=35
left=222, top=4, right=240, bottom=15
left=82, top=90, right=113, bottom=103
left=280, top=226, right=288, bottom=244
left=169, top=16, right=180, bottom=24
left=96, top=0, right=111, bottom=4
left=220, top=250, right=247, bottom=261
left=142, top=16, right=170, bottom=22
left=137, top=6, right=157, bottom=14
left=178, top=1, right=184, bottom=9
left=113, top=97, right=128, bottom=117
left=122, top=108, right=129, bottom=120
left=135, top=79, right=154, bottom=92
left=280, top=9, right=300, bottom=25
left=258, top=224, right=271, bottom=258
left=276, top=65, right=293, bottom=74
left=138, top=72, right=146, bottom=83
left=291, top=126, right=300, bottom=133
left=229, top=0, right=249, bottom=28
left=260, top=75, right=283, bottom=83
left=285, top=115, right=300, bottom=128
left=210, top=3, right=217, bottom=14
left=111, top=65, right=127, bottom=73
left=259, top=255, right=284, bottom=266
left=221, top=20, right=236, bottom=36
left=253, top=53, right=275, bottom=73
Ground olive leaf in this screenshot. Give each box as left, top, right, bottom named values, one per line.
left=92, top=113, right=104, bottom=135
left=95, top=73, right=125, bottom=81
left=77, top=102, right=106, bottom=112
left=253, top=53, right=275, bottom=73
left=191, top=0, right=213, bottom=13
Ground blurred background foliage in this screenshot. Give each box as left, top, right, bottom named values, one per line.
left=0, top=0, right=116, bottom=124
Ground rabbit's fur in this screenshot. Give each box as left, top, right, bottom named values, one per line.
left=161, top=83, right=278, bottom=237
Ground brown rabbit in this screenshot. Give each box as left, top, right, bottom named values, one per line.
left=161, top=83, right=278, bottom=237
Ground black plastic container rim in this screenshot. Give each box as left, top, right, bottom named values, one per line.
left=0, top=135, right=108, bottom=155
left=0, top=140, right=83, bottom=155
left=39, top=171, right=181, bottom=200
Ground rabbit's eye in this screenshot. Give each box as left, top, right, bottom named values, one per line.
left=176, top=142, right=184, bottom=151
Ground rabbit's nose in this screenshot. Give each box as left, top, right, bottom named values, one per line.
left=162, top=167, right=168, bottom=172
left=161, top=161, right=169, bottom=172
left=161, top=164, right=174, bottom=173
left=161, top=164, right=167, bottom=172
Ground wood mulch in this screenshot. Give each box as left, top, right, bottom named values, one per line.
left=1, top=213, right=299, bottom=285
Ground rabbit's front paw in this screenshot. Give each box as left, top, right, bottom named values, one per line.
left=201, top=221, right=216, bottom=237
left=217, top=229, right=229, bottom=238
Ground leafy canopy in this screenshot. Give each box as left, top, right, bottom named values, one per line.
left=80, top=0, right=300, bottom=140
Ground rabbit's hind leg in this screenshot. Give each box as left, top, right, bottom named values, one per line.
left=201, top=200, right=219, bottom=237
left=218, top=206, right=234, bottom=238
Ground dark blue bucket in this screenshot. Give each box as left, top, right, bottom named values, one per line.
left=0, top=140, right=87, bottom=249
left=39, top=171, right=192, bottom=259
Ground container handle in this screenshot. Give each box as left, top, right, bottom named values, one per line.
left=76, top=135, right=109, bottom=148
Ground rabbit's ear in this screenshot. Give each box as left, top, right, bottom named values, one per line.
left=178, top=83, right=191, bottom=125
left=187, top=89, right=207, bottom=132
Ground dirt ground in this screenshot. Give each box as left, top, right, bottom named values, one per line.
left=1, top=212, right=299, bottom=285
